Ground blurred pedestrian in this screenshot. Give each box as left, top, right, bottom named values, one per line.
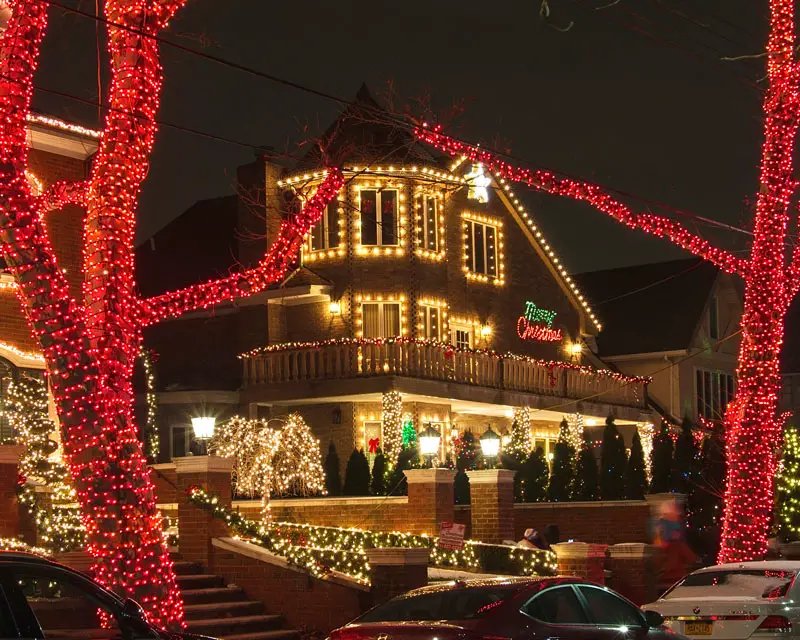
left=654, top=502, right=697, bottom=596
left=518, top=528, right=550, bottom=550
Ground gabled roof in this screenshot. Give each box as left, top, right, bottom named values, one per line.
left=294, top=84, right=441, bottom=170
left=576, top=258, right=718, bottom=357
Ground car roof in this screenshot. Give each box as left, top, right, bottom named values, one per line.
left=692, top=561, right=800, bottom=573
left=400, top=576, right=581, bottom=598
left=0, top=551, right=59, bottom=564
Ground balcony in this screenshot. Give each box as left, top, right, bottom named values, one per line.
left=241, top=339, right=647, bottom=411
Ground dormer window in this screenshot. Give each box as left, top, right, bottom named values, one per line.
left=462, top=212, right=504, bottom=285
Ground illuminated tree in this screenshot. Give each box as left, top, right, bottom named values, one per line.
left=414, top=0, right=800, bottom=560
left=0, top=1, right=342, bottom=625
left=777, top=424, right=800, bottom=541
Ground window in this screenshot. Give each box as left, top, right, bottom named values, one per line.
left=709, top=295, right=719, bottom=340
left=420, top=305, right=442, bottom=340
left=421, top=196, right=439, bottom=252
left=451, top=324, right=473, bottom=350
left=359, top=588, right=516, bottom=622
left=310, top=200, right=339, bottom=251
left=696, top=369, right=736, bottom=421
left=360, top=189, right=399, bottom=246
left=521, top=586, right=587, bottom=624
left=465, top=219, right=498, bottom=277
left=9, top=570, right=127, bottom=639
left=362, top=302, right=401, bottom=338
left=170, top=424, right=192, bottom=458
left=575, top=585, right=644, bottom=627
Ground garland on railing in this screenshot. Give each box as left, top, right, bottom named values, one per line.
left=187, top=486, right=558, bottom=582
left=238, top=337, right=650, bottom=384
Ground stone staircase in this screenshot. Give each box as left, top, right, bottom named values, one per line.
left=174, top=558, right=300, bottom=640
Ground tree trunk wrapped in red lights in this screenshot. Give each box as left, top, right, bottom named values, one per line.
left=414, top=0, right=799, bottom=564
left=0, top=1, right=343, bottom=628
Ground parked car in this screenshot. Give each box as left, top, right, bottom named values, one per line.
left=329, top=576, right=684, bottom=640
left=0, top=550, right=216, bottom=639
left=644, top=560, right=800, bottom=638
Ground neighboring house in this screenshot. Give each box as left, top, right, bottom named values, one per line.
left=0, top=113, right=99, bottom=437
left=137, top=86, right=652, bottom=468
left=577, top=258, right=743, bottom=425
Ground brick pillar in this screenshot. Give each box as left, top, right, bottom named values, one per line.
left=607, top=543, right=654, bottom=605
left=0, top=445, right=24, bottom=538
left=404, top=468, right=455, bottom=536
left=175, top=456, right=233, bottom=567
left=552, top=542, right=608, bottom=584
left=367, top=548, right=431, bottom=605
left=466, top=469, right=515, bottom=543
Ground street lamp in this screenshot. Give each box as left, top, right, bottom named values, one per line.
left=191, top=416, right=216, bottom=455
left=418, top=423, right=441, bottom=467
left=481, top=426, right=501, bottom=467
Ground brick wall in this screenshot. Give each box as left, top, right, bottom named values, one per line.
left=236, top=496, right=412, bottom=533
left=514, top=501, right=650, bottom=545
left=151, top=465, right=178, bottom=504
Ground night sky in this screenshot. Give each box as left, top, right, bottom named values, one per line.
left=33, top=1, right=768, bottom=272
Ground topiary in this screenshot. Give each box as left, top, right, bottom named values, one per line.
left=324, top=441, right=342, bottom=496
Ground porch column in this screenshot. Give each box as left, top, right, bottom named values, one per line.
left=175, top=456, right=233, bottom=567
left=404, top=468, right=456, bottom=536
left=466, top=469, right=515, bottom=544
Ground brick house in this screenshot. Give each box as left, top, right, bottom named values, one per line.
left=138, top=87, right=651, bottom=468
left=0, top=114, right=99, bottom=438
left=577, top=258, right=743, bottom=426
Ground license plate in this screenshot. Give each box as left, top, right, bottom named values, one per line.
left=685, top=622, right=713, bottom=636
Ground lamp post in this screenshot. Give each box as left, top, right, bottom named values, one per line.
left=418, top=423, right=442, bottom=468
left=191, top=416, right=216, bottom=456
left=480, top=426, right=501, bottom=468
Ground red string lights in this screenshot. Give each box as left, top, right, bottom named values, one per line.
left=0, top=0, right=341, bottom=629
left=414, top=0, right=800, bottom=563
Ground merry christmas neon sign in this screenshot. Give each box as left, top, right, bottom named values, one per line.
left=517, top=301, right=563, bottom=342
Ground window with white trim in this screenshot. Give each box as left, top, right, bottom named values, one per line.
left=362, top=302, right=401, bottom=338
left=421, top=196, right=439, bottom=252
left=696, top=368, right=736, bottom=421
left=420, top=305, right=442, bottom=340
left=451, top=324, right=473, bottom=350
left=364, top=421, right=382, bottom=466
left=360, top=189, right=399, bottom=246
left=465, top=219, right=498, bottom=277
left=309, top=200, right=339, bottom=251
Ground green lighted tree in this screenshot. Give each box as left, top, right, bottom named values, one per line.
left=600, top=415, right=628, bottom=500
left=401, top=417, right=417, bottom=448
left=650, top=421, right=675, bottom=494
left=505, top=418, right=532, bottom=462
left=777, top=424, right=800, bottom=541
left=548, top=419, right=575, bottom=501
left=626, top=430, right=648, bottom=500
left=574, top=432, right=599, bottom=501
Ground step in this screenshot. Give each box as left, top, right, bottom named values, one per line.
left=172, top=560, right=202, bottom=576
left=176, top=574, right=225, bottom=589
left=224, top=631, right=301, bottom=640
left=185, top=614, right=284, bottom=636
left=181, top=586, right=248, bottom=605
left=184, top=600, right=265, bottom=620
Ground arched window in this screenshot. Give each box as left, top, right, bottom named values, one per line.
left=0, top=357, right=17, bottom=440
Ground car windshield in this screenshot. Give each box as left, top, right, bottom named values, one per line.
left=358, top=587, right=516, bottom=622
left=663, top=569, right=797, bottom=600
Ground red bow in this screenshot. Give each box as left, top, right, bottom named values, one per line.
left=368, top=437, right=380, bottom=454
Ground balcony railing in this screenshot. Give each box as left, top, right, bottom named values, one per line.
left=242, top=339, right=647, bottom=408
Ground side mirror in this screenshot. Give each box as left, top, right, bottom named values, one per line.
left=643, top=610, right=665, bottom=628
left=121, top=598, right=145, bottom=621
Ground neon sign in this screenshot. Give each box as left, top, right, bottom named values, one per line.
left=517, top=301, right=563, bottom=342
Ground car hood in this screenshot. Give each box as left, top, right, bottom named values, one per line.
left=159, top=632, right=218, bottom=640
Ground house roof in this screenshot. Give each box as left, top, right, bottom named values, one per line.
left=576, top=258, right=718, bottom=357
left=293, top=84, right=442, bottom=170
